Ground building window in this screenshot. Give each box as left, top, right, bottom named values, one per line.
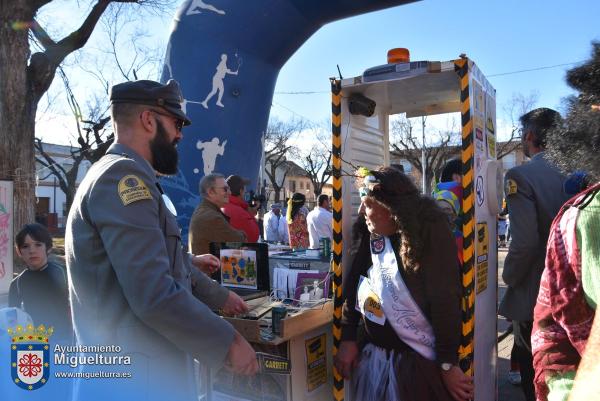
left=299, top=181, right=303, bottom=190
left=400, top=160, right=412, bottom=173
left=289, top=180, right=296, bottom=192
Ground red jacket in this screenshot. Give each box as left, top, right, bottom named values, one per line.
left=221, top=196, right=259, bottom=242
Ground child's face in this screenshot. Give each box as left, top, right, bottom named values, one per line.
left=17, top=235, right=49, bottom=271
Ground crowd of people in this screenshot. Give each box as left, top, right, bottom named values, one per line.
left=2, top=42, right=599, bottom=401
left=187, top=175, right=332, bottom=251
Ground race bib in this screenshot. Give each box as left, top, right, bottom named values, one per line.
left=355, top=275, right=386, bottom=325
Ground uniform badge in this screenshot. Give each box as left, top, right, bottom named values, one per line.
left=370, top=236, right=385, bottom=254
left=505, top=179, right=518, bottom=196
left=118, top=175, right=152, bottom=205
left=9, top=324, right=52, bottom=390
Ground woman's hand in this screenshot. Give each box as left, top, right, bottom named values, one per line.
left=192, top=254, right=220, bottom=274
left=441, top=365, right=474, bottom=401
left=334, top=341, right=360, bottom=380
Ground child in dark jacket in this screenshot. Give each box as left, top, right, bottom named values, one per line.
left=9, top=223, right=72, bottom=342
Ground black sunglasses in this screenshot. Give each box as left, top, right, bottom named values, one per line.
left=149, top=109, right=184, bottom=131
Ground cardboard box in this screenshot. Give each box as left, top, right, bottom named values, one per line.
left=224, top=300, right=333, bottom=345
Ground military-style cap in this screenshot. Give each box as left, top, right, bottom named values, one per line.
left=110, top=79, right=191, bottom=126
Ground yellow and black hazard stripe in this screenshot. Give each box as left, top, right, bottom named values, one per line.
left=454, top=58, right=476, bottom=377
left=330, top=78, right=344, bottom=401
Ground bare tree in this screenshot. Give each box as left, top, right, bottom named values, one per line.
left=264, top=117, right=306, bottom=202
left=297, top=127, right=332, bottom=197
left=0, top=0, right=173, bottom=237
left=497, top=91, right=539, bottom=159
left=35, top=69, right=114, bottom=217
left=81, top=3, right=165, bottom=87
left=33, top=7, right=166, bottom=218
left=390, top=115, right=461, bottom=193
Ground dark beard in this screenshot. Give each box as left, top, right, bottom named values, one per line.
left=151, top=120, right=179, bottom=175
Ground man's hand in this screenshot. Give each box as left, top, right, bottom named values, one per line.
left=224, top=331, right=258, bottom=376
left=192, top=254, right=220, bottom=275
left=441, top=365, right=474, bottom=401
left=333, top=340, right=360, bottom=380
left=221, top=291, right=249, bottom=315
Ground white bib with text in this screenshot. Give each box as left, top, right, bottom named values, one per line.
left=366, top=235, right=436, bottom=361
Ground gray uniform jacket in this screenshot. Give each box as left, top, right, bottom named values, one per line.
left=65, top=143, right=234, bottom=401
left=498, top=152, right=570, bottom=321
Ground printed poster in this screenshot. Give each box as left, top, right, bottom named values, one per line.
left=476, top=222, right=489, bottom=294
left=486, top=134, right=497, bottom=159
left=305, top=333, right=327, bottom=393
left=0, top=181, right=13, bottom=295
left=220, top=248, right=257, bottom=289
left=485, top=93, right=497, bottom=159
left=473, top=81, right=484, bottom=116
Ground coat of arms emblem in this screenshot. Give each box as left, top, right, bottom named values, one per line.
left=8, top=324, right=52, bottom=390
left=370, top=236, right=385, bottom=254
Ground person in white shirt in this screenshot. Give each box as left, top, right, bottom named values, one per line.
left=263, top=203, right=288, bottom=243
left=279, top=215, right=289, bottom=244
left=306, top=194, right=333, bottom=249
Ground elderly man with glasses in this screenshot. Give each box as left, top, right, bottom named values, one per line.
left=189, top=173, right=247, bottom=257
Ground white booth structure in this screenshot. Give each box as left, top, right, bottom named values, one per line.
left=331, top=56, right=501, bottom=401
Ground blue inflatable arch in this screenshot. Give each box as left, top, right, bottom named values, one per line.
left=160, top=0, right=416, bottom=238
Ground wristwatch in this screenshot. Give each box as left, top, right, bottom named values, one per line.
left=440, top=363, right=453, bottom=372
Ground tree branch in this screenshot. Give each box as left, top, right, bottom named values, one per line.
left=34, top=138, right=68, bottom=180
left=30, top=20, right=56, bottom=50
left=28, top=0, right=146, bottom=101
left=50, top=1, right=118, bottom=64
left=278, top=170, right=289, bottom=189
left=497, top=139, right=522, bottom=160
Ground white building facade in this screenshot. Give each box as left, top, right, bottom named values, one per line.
left=35, top=142, right=91, bottom=229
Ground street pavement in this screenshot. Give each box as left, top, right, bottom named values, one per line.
left=498, top=247, right=527, bottom=401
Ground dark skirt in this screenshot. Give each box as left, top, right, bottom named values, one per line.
left=352, top=343, right=453, bottom=401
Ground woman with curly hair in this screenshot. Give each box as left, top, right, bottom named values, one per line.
left=286, top=192, right=309, bottom=249
left=335, top=166, right=473, bottom=401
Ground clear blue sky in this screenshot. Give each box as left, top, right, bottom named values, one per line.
left=271, top=0, right=600, bottom=132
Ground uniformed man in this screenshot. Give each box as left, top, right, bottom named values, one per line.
left=65, top=79, right=258, bottom=401
left=498, top=107, right=570, bottom=401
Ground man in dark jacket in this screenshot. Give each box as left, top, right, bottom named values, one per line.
left=498, top=107, right=571, bottom=401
